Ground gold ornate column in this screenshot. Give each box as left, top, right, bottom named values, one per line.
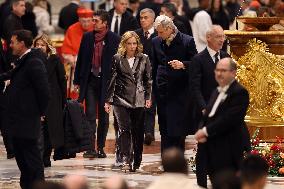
left=226, top=24, right=284, bottom=141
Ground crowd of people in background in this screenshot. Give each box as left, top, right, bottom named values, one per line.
left=0, top=0, right=283, bottom=189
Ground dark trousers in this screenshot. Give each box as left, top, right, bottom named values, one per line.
left=144, top=94, right=156, bottom=137
left=13, top=137, right=44, bottom=189
left=0, top=95, right=14, bottom=155
left=196, top=143, right=208, bottom=188
left=156, top=95, right=185, bottom=154
left=0, top=116, right=14, bottom=155
left=113, top=105, right=144, bottom=167
left=85, top=75, right=109, bottom=150
left=113, top=112, right=123, bottom=165
left=38, top=121, right=52, bottom=165
left=160, top=134, right=185, bottom=153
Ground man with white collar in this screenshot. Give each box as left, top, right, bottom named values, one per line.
left=191, top=25, right=229, bottom=125
left=135, top=8, right=157, bottom=146
left=194, top=57, right=250, bottom=187
left=108, top=0, right=139, bottom=36
left=190, top=25, right=229, bottom=187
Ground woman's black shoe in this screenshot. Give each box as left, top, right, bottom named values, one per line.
left=129, top=165, right=139, bottom=172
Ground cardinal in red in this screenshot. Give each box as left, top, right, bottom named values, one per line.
left=61, top=8, right=94, bottom=98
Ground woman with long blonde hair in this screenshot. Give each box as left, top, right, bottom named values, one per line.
left=33, top=34, right=67, bottom=167
left=105, top=31, right=152, bottom=172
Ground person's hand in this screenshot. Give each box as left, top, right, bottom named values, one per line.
left=5, top=80, right=10, bottom=86
left=145, top=100, right=152, bottom=108
left=63, top=54, right=76, bottom=66
left=104, top=103, right=111, bottom=113
left=194, top=129, right=207, bottom=143
left=168, top=60, right=185, bottom=69
left=11, top=63, right=16, bottom=69
left=202, top=109, right=206, bottom=115
left=41, top=116, right=45, bottom=122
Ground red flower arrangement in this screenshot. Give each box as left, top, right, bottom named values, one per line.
left=250, top=128, right=284, bottom=176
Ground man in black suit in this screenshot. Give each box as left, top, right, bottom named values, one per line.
left=58, top=0, right=80, bottom=31
left=190, top=25, right=229, bottom=131
left=74, top=10, right=120, bottom=159
left=135, top=8, right=157, bottom=145
left=190, top=25, right=229, bottom=188
left=195, top=58, right=250, bottom=186
left=152, top=15, right=197, bottom=153
left=108, top=0, right=139, bottom=36
left=2, top=30, right=49, bottom=189
left=2, top=0, right=25, bottom=65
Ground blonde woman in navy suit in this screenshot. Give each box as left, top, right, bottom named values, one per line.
left=105, top=31, right=152, bottom=172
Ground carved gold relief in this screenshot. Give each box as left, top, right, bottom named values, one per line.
left=236, top=38, right=284, bottom=123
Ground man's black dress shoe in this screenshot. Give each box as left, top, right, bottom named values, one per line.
left=144, top=133, right=154, bottom=145
left=97, top=149, right=107, bottom=158
left=83, top=150, right=97, bottom=158
left=7, top=153, right=15, bottom=159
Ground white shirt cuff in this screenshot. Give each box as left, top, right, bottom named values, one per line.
left=202, top=127, right=208, bottom=137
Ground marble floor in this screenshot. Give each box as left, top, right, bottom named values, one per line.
left=0, top=129, right=283, bottom=189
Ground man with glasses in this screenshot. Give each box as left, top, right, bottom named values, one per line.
left=190, top=25, right=229, bottom=187
left=194, top=58, right=250, bottom=187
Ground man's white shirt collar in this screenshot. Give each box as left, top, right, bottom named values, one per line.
left=114, top=11, right=122, bottom=18
left=19, top=49, right=31, bottom=60
left=111, top=11, right=122, bottom=33
left=217, top=85, right=230, bottom=93
left=217, top=79, right=235, bottom=93
left=207, top=46, right=220, bottom=63
left=208, top=80, right=235, bottom=118
left=147, top=27, right=155, bottom=36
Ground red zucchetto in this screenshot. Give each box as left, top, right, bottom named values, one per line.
left=77, top=8, right=94, bottom=18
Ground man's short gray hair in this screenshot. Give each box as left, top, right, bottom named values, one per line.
left=206, top=25, right=223, bottom=37
left=140, top=8, right=155, bottom=18
left=154, top=15, right=177, bottom=31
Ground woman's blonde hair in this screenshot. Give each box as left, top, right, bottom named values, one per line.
left=33, top=34, right=56, bottom=56
left=33, top=0, right=48, bottom=9
left=117, top=31, right=143, bottom=56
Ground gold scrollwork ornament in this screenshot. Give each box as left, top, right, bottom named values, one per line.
left=236, top=38, right=284, bottom=123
